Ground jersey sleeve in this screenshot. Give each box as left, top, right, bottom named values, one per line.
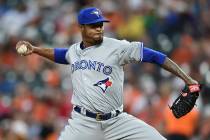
left=118, top=40, right=143, bottom=66
left=142, top=47, right=166, bottom=65
left=65, top=48, right=71, bottom=64
left=54, top=48, right=69, bottom=64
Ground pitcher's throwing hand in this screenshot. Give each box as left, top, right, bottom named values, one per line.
left=16, top=41, right=34, bottom=56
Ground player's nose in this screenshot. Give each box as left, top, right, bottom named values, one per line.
left=95, top=26, right=103, bottom=32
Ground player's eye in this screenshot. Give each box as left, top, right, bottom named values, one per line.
left=89, top=23, right=103, bottom=28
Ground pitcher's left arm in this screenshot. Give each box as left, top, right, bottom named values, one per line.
left=142, top=47, right=198, bottom=85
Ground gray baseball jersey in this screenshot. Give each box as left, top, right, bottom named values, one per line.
left=65, top=37, right=143, bottom=113
left=59, top=37, right=166, bottom=140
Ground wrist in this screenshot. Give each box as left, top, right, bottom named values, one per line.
left=185, top=78, right=198, bottom=85
left=32, top=46, right=39, bottom=53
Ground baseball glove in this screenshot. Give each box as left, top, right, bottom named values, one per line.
left=169, top=84, right=201, bottom=118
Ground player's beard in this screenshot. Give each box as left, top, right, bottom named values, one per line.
left=87, top=32, right=103, bottom=45
left=82, top=28, right=104, bottom=46
left=93, top=33, right=103, bottom=45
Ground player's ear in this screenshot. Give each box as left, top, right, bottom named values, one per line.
left=79, top=24, right=85, bottom=31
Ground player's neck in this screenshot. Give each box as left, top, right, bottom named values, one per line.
left=82, top=41, right=93, bottom=48
left=80, top=42, right=92, bottom=50
left=81, top=40, right=100, bottom=49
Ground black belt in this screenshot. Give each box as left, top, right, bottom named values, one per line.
left=74, top=106, right=121, bottom=121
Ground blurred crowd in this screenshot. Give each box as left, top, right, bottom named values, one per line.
left=0, top=0, right=210, bottom=140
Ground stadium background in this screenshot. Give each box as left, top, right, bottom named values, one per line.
left=0, top=0, right=210, bottom=139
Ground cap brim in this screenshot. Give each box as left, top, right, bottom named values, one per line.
left=83, top=18, right=110, bottom=25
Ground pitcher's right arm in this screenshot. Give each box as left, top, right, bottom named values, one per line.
left=16, top=41, right=69, bottom=64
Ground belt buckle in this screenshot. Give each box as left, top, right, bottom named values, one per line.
left=96, top=112, right=103, bottom=121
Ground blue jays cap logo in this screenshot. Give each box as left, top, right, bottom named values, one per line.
left=93, top=78, right=112, bottom=93
left=78, top=7, right=110, bottom=25
left=91, top=10, right=100, bottom=17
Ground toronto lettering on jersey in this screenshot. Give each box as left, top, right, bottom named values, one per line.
left=71, top=60, right=112, bottom=75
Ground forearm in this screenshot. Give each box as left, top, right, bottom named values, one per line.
left=33, top=47, right=54, bottom=62
left=161, top=57, right=197, bottom=85
left=16, top=41, right=68, bottom=64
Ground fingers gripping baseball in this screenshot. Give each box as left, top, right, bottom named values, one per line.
left=16, top=41, right=34, bottom=56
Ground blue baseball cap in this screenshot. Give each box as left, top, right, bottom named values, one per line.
left=78, top=7, right=110, bottom=25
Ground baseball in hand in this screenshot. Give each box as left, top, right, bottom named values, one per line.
left=17, top=45, right=27, bottom=54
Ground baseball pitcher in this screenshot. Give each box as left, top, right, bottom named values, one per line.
left=16, top=7, right=201, bottom=140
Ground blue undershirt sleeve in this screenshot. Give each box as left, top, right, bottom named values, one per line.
left=142, top=47, right=167, bottom=65
left=54, top=48, right=69, bottom=64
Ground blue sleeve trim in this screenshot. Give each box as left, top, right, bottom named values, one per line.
left=54, top=48, right=69, bottom=64
left=139, top=42, right=143, bottom=61
left=142, top=47, right=166, bottom=65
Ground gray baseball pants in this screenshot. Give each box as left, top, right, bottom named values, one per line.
left=58, top=111, right=166, bottom=140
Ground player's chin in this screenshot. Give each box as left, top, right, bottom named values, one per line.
left=93, top=35, right=103, bottom=44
